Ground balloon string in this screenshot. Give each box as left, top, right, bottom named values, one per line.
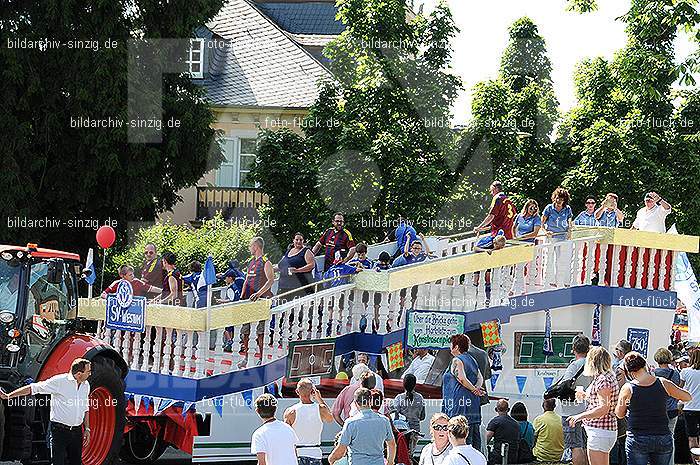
left=100, top=247, right=107, bottom=293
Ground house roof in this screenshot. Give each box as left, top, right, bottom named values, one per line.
left=200, top=0, right=333, bottom=108
left=255, top=2, right=344, bottom=35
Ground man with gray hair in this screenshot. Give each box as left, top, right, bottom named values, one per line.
left=329, top=387, right=396, bottom=465
left=333, top=363, right=370, bottom=426
left=284, top=378, right=333, bottom=465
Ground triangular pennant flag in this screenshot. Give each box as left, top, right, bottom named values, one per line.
left=133, top=394, right=142, bottom=414
left=182, top=402, right=194, bottom=418
left=241, top=390, right=253, bottom=410
left=142, top=396, right=151, bottom=413
left=516, top=376, right=527, bottom=394
left=490, top=373, right=500, bottom=390
left=214, top=397, right=224, bottom=418
left=155, top=398, right=175, bottom=415
left=543, top=377, right=554, bottom=390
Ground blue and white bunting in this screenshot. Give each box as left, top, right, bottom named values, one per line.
left=516, top=376, right=527, bottom=394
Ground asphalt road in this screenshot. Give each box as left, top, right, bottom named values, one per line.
left=118, top=447, right=257, bottom=465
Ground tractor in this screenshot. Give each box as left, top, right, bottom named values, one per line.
left=0, top=244, right=127, bottom=465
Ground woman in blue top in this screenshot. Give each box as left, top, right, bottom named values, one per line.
left=541, top=187, right=574, bottom=286
left=514, top=199, right=542, bottom=242
left=442, top=334, right=484, bottom=448
left=541, top=187, right=573, bottom=239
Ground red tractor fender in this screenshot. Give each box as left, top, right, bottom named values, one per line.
left=37, top=334, right=128, bottom=381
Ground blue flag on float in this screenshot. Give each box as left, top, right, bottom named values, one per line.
left=543, top=309, right=554, bottom=356
left=214, top=397, right=224, bottom=418
left=543, top=377, right=554, bottom=390
left=516, top=376, right=527, bottom=394
left=197, top=256, right=217, bottom=291
left=591, top=304, right=601, bottom=346
left=671, top=225, right=700, bottom=341
left=182, top=402, right=194, bottom=418
left=491, top=346, right=503, bottom=371
left=490, top=373, right=500, bottom=390
left=241, top=389, right=254, bottom=410
left=84, top=248, right=96, bottom=285
left=142, top=396, right=151, bottom=413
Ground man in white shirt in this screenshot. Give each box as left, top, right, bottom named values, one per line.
left=1, top=358, right=91, bottom=465
left=284, top=378, right=334, bottom=465
left=402, top=349, right=435, bottom=384
left=352, top=353, right=384, bottom=393
left=632, top=191, right=672, bottom=232
left=252, top=394, right=299, bottom=465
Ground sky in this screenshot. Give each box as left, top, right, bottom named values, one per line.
left=419, top=0, right=697, bottom=125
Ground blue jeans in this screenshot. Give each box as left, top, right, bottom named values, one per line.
left=298, top=457, right=321, bottom=465
left=468, top=422, right=481, bottom=451
left=625, top=433, right=673, bottom=465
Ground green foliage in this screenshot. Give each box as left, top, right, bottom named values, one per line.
left=0, top=0, right=225, bottom=257
left=107, top=214, right=261, bottom=277
left=558, top=0, right=700, bottom=227
left=466, top=17, right=560, bottom=209
left=566, top=0, right=598, bottom=13
left=252, top=0, right=464, bottom=242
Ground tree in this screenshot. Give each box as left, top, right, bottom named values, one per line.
left=558, top=0, right=700, bottom=231
left=252, top=0, right=463, bottom=243
left=461, top=17, right=560, bottom=211
left=0, top=0, right=224, bottom=256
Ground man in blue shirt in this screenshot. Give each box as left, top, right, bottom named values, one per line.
left=328, top=388, right=396, bottom=465
left=574, top=196, right=599, bottom=227
left=594, top=193, right=624, bottom=227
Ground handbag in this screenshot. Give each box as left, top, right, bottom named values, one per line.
left=544, top=364, right=585, bottom=401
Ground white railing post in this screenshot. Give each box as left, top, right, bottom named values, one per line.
left=635, top=247, right=645, bottom=289
left=647, top=249, right=658, bottom=290
left=610, top=245, right=621, bottom=287
left=623, top=246, right=634, bottom=288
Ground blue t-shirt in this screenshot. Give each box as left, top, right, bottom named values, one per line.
left=395, top=223, right=418, bottom=256
left=574, top=211, right=598, bottom=227
left=225, top=277, right=244, bottom=302
left=340, top=410, right=394, bottom=465
left=183, top=272, right=208, bottom=308
left=514, top=214, right=541, bottom=239
left=392, top=253, right=428, bottom=267
left=542, top=204, right=573, bottom=234
left=598, top=210, right=620, bottom=228
left=347, top=257, right=373, bottom=269
left=323, top=264, right=358, bottom=288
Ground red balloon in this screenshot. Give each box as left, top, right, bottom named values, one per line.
left=96, top=226, right=116, bottom=249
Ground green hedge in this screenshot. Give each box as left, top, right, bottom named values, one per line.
left=106, top=214, right=267, bottom=279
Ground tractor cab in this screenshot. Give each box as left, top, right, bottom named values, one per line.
left=0, top=245, right=84, bottom=387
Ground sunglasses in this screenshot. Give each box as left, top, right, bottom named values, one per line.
left=432, top=425, right=448, bottom=431
left=586, top=201, right=595, bottom=205
left=145, top=251, right=155, bottom=255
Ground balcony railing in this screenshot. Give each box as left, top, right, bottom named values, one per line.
left=79, top=226, right=698, bottom=381
left=196, top=186, right=269, bottom=221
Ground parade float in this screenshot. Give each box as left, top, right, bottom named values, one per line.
left=1, top=225, right=697, bottom=464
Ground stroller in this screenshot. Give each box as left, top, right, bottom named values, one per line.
left=392, top=413, right=423, bottom=465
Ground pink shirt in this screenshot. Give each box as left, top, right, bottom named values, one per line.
left=332, top=383, right=360, bottom=422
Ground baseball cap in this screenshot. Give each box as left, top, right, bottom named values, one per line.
left=222, top=268, right=238, bottom=278
left=644, top=192, right=654, bottom=200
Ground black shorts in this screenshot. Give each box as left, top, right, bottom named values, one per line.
left=685, top=410, right=700, bottom=437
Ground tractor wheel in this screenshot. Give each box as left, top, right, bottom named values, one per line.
left=82, top=356, right=126, bottom=465
left=3, top=400, right=34, bottom=462
left=119, top=422, right=168, bottom=464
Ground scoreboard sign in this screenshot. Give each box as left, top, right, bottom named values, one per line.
left=287, top=339, right=336, bottom=380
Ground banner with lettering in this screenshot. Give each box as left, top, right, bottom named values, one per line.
left=405, top=310, right=466, bottom=350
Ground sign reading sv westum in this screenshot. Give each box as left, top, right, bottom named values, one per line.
left=106, top=280, right=146, bottom=333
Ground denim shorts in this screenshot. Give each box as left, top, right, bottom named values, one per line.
left=298, top=457, right=322, bottom=465
left=562, top=416, right=587, bottom=449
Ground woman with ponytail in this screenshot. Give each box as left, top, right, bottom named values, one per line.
left=391, top=373, right=426, bottom=456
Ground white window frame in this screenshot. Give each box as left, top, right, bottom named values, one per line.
left=187, top=38, right=205, bottom=79
left=216, top=130, right=259, bottom=188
